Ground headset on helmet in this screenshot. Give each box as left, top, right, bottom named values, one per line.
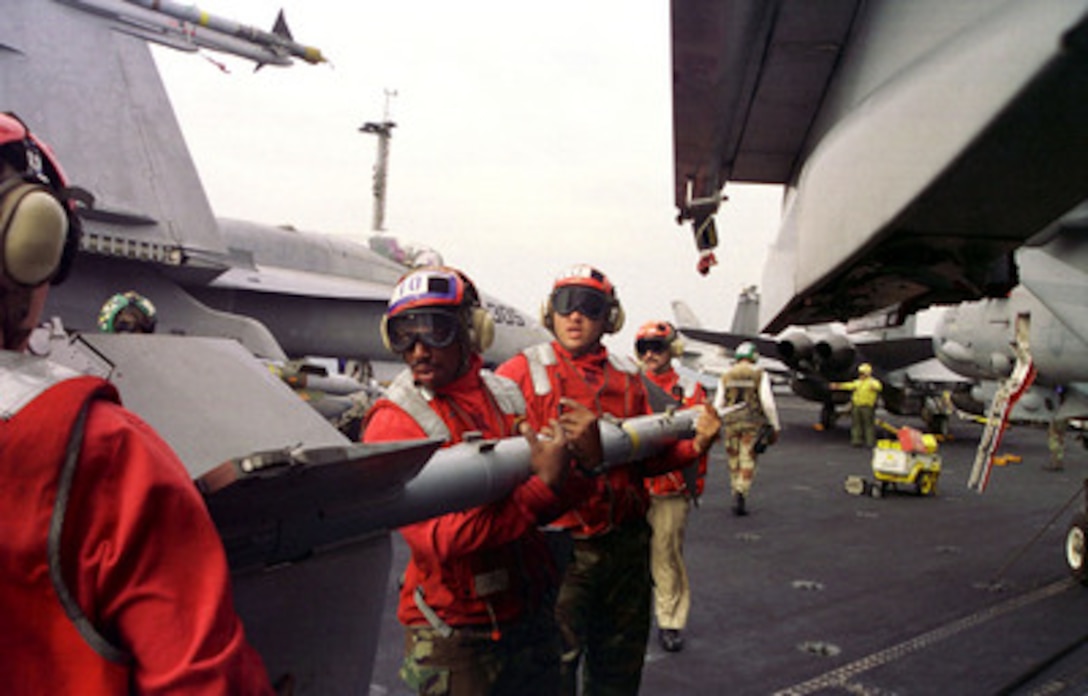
left=635, top=320, right=684, bottom=358
left=0, top=112, right=81, bottom=287
left=734, top=341, right=759, bottom=362
left=98, top=291, right=157, bottom=333
left=380, top=266, right=494, bottom=354
left=540, top=263, right=625, bottom=334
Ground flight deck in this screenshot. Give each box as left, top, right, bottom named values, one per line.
left=367, top=394, right=1088, bottom=695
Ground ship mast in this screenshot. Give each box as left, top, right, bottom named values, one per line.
left=359, top=89, right=397, bottom=232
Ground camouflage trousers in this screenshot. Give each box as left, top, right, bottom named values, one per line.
left=400, top=604, right=561, bottom=696
left=556, top=519, right=652, bottom=696
left=724, top=426, right=760, bottom=496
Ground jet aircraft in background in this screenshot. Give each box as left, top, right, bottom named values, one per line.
left=671, top=0, right=1088, bottom=332
left=933, top=206, right=1088, bottom=436
left=22, top=1, right=545, bottom=380
left=2, top=1, right=547, bottom=692
left=670, top=289, right=786, bottom=388
left=677, top=289, right=963, bottom=433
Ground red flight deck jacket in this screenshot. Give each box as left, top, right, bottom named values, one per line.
left=362, top=354, right=567, bottom=629
left=497, top=341, right=701, bottom=538
left=0, top=367, right=272, bottom=695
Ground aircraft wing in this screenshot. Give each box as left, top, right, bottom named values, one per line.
left=677, top=327, right=779, bottom=362
left=672, top=0, right=1088, bottom=331
left=853, top=336, right=935, bottom=374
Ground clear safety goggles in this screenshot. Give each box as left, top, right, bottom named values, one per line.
left=386, top=310, right=460, bottom=353
left=551, top=286, right=609, bottom=320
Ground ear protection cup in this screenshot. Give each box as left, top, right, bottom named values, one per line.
left=671, top=337, right=685, bottom=358
left=606, top=301, right=624, bottom=335
left=540, top=298, right=554, bottom=332
left=0, top=178, right=68, bottom=287
left=379, top=313, right=394, bottom=353
left=468, top=306, right=494, bottom=353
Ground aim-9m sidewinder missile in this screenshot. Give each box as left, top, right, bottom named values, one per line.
left=202, top=406, right=728, bottom=571
left=59, top=0, right=325, bottom=67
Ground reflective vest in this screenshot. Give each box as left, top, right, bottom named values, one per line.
left=641, top=368, right=707, bottom=498
left=0, top=353, right=130, bottom=694
left=381, top=366, right=554, bottom=628
left=517, top=342, right=648, bottom=536
left=384, top=367, right=525, bottom=441
left=719, top=361, right=767, bottom=428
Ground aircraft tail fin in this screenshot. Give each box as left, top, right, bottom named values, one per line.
left=671, top=300, right=703, bottom=329
left=731, top=286, right=760, bottom=335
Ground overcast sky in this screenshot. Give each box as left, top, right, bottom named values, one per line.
left=152, top=0, right=784, bottom=355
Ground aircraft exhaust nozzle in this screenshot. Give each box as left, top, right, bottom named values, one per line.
left=777, top=332, right=813, bottom=367
left=814, top=334, right=857, bottom=373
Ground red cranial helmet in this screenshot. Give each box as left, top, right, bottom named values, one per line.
left=381, top=266, right=494, bottom=354
left=543, top=263, right=624, bottom=334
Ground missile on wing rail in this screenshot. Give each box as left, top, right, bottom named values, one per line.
left=60, top=0, right=323, bottom=67
left=200, top=407, right=720, bottom=571
left=123, top=0, right=325, bottom=64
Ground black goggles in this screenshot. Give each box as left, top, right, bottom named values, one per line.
left=551, top=286, right=609, bottom=320
left=386, top=310, right=461, bottom=353
left=636, top=339, right=669, bottom=354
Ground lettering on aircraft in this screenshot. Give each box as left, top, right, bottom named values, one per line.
left=485, top=301, right=527, bottom=327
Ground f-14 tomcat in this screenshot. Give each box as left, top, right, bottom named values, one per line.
left=3, top=1, right=559, bottom=692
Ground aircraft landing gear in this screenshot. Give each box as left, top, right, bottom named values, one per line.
left=1066, top=512, right=1088, bottom=585
left=820, top=401, right=836, bottom=430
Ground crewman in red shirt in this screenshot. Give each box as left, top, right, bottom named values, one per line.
left=362, top=266, right=575, bottom=695
left=497, top=265, right=721, bottom=695
left=0, top=113, right=273, bottom=693
left=635, top=320, right=709, bottom=654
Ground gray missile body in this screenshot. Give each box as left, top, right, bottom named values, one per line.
left=203, top=407, right=716, bottom=571
left=60, top=0, right=323, bottom=66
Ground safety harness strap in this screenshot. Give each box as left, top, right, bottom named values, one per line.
left=522, top=343, right=556, bottom=396
left=385, top=369, right=451, bottom=441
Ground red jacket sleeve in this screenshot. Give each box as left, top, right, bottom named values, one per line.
left=66, top=402, right=273, bottom=695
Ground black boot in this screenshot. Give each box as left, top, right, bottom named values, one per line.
left=659, top=628, right=684, bottom=652
left=732, top=492, right=747, bottom=516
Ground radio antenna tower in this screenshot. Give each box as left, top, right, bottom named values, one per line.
left=359, top=89, right=397, bottom=232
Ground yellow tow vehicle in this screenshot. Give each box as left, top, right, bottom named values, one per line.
left=844, top=421, right=942, bottom=498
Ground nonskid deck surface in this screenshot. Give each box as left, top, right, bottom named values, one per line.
left=368, top=395, right=1088, bottom=695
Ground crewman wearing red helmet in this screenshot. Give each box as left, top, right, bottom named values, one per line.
left=498, top=264, right=721, bottom=694
left=362, top=266, right=575, bottom=695
left=635, top=320, right=709, bottom=653
left=0, top=112, right=274, bottom=693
